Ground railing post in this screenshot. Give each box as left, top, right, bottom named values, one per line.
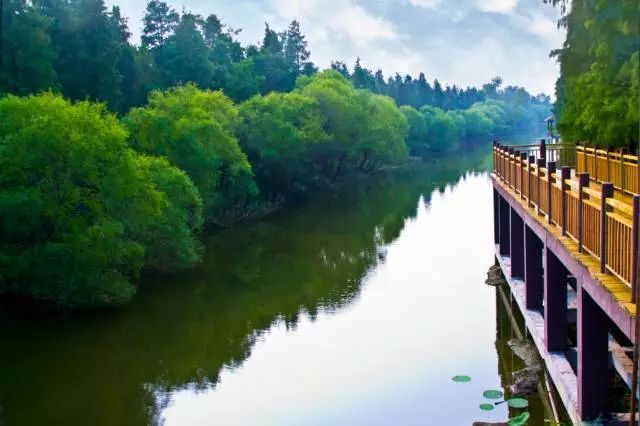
left=508, top=148, right=514, bottom=188
left=547, top=161, right=557, bottom=224
left=520, top=153, right=526, bottom=201
left=599, top=182, right=614, bottom=273
left=500, top=144, right=505, bottom=182
left=561, top=167, right=571, bottom=236
left=594, top=145, right=599, bottom=182
left=497, top=143, right=502, bottom=180
left=605, top=147, right=611, bottom=182
left=495, top=143, right=499, bottom=177
left=620, top=148, right=626, bottom=193
left=578, top=173, right=589, bottom=253
left=631, top=195, right=639, bottom=303
left=537, top=159, right=545, bottom=215
left=528, top=155, right=534, bottom=208
left=514, top=150, right=521, bottom=194
left=540, top=138, right=547, bottom=163
left=492, top=141, right=496, bottom=175
left=637, top=149, right=639, bottom=196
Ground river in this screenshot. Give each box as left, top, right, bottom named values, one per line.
left=0, top=153, right=561, bottom=425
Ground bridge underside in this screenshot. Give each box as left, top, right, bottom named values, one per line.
left=493, top=175, right=635, bottom=425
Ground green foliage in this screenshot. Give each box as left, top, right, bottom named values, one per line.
left=400, top=106, right=430, bottom=157
left=296, top=71, right=408, bottom=179
left=237, top=72, right=407, bottom=196
left=552, top=0, right=639, bottom=149
left=124, top=84, right=257, bottom=222
left=0, top=93, right=201, bottom=307
left=135, top=156, right=203, bottom=272
left=157, top=13, right=214, bottom=89
left=0, top=0, right=57, bottom=95
left=236, top=91, right=328, bottom=195
left=420, top=105, right=459, bottom=153
left=0, top=2, right=554, bottom=310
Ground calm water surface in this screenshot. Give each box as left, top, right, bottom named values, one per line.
left=0, top=155, right=557, bottom=425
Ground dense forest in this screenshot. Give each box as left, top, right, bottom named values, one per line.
left=548, top=0, right=639, bottom=149
left=0, top=0, right=551, bottom=308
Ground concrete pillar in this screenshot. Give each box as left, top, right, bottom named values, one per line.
left=499, top=196, right=510, bottom=256
left=545, top=248, right=567, bottom=351
left=494, top=189, right=500, bottom=245
left=510, top=208, right=524, bottom=279
left=578, top=285, right=609, bottom=419
left=525, top=225, right=543, bottom=310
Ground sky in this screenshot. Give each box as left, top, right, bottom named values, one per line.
left=111, top=0, right=566, bottom=96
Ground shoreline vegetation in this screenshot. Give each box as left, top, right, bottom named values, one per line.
left=0, top=1, right=551, bottom=309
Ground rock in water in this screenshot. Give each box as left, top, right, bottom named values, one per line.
left=507, top=339, right=543, bottom=396
left=485, top=265, right=507, bottom=286
left=507, top=339, right=542, bottom=367
left=510, top=366, right=541, bottom=396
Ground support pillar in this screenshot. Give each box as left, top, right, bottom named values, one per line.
left=499, top=196, right=510, bottom=256
left=545, top=248, right=567, bottom=351
left=577, top=285, right=609, bottom=420
left=525, top=225, right=543, bottom=310
left=510, top=208, right=524, bottom=279
left=494, top=189, right=500, bottom=245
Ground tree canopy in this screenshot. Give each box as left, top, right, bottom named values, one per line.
left=124, top=84, right=257, bottom=223
left=549, top=0, right=639, bottom=149
left=0, top=3, right=553, bottom=308
left=0, top=93, right=202, bottom=307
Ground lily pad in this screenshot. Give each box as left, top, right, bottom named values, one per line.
left=479, top=403, right=494, bottom=411
left=451, top=375, right=471, bottom=383
left=508, top=398, right=529, bottom=408
left=482, top=389, right=504, bottom=399
left=508, top=411, right=530, bottom=425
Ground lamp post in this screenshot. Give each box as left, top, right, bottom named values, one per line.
left=545, top=115, right=556, bottom=143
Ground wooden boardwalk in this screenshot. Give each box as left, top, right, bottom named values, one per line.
left=492, top=142, right=640, bottom=424
left=493, top=143, right=639, bottom=313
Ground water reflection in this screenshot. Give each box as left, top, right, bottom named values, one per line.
left=0, top=152, right=517, bottom=426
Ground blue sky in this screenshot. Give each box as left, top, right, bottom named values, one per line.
left=113, top=0, right=566, bottom=96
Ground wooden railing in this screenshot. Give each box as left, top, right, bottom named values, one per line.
left=493, top=142, right=640, bottom=301
left=576, top=146, right=640, bottom=196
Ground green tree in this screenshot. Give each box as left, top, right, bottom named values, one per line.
left=283, top=20, right=310, bottom=74
left=135, top=156, right=203, bottom=271
left=236, top=92, right=328, bottom=195
left=0, top=93, right=200, bottom=307
left=0, top=0, right=57, bottom=95
left=550, top=0, right=639, bottom=148
left=157, top=12, right=214, bottom=88
left=141, top=0, right=179, bottom=53
left=400, top=106, right=429, bottom=157
left=124, top=84, right=257, bottom=222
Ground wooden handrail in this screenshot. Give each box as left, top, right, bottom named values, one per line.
left=493, top=142, right=640, bottom=299
left=576, top=144, right=639, bottom=195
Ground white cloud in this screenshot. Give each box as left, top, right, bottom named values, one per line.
left=476, top=0, right=518, bottom=14
left=268, top=0, right=401, bottom=46
left=407, top=0, right=443, bottom=9
left=109, top=0, right=564, bottom=96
